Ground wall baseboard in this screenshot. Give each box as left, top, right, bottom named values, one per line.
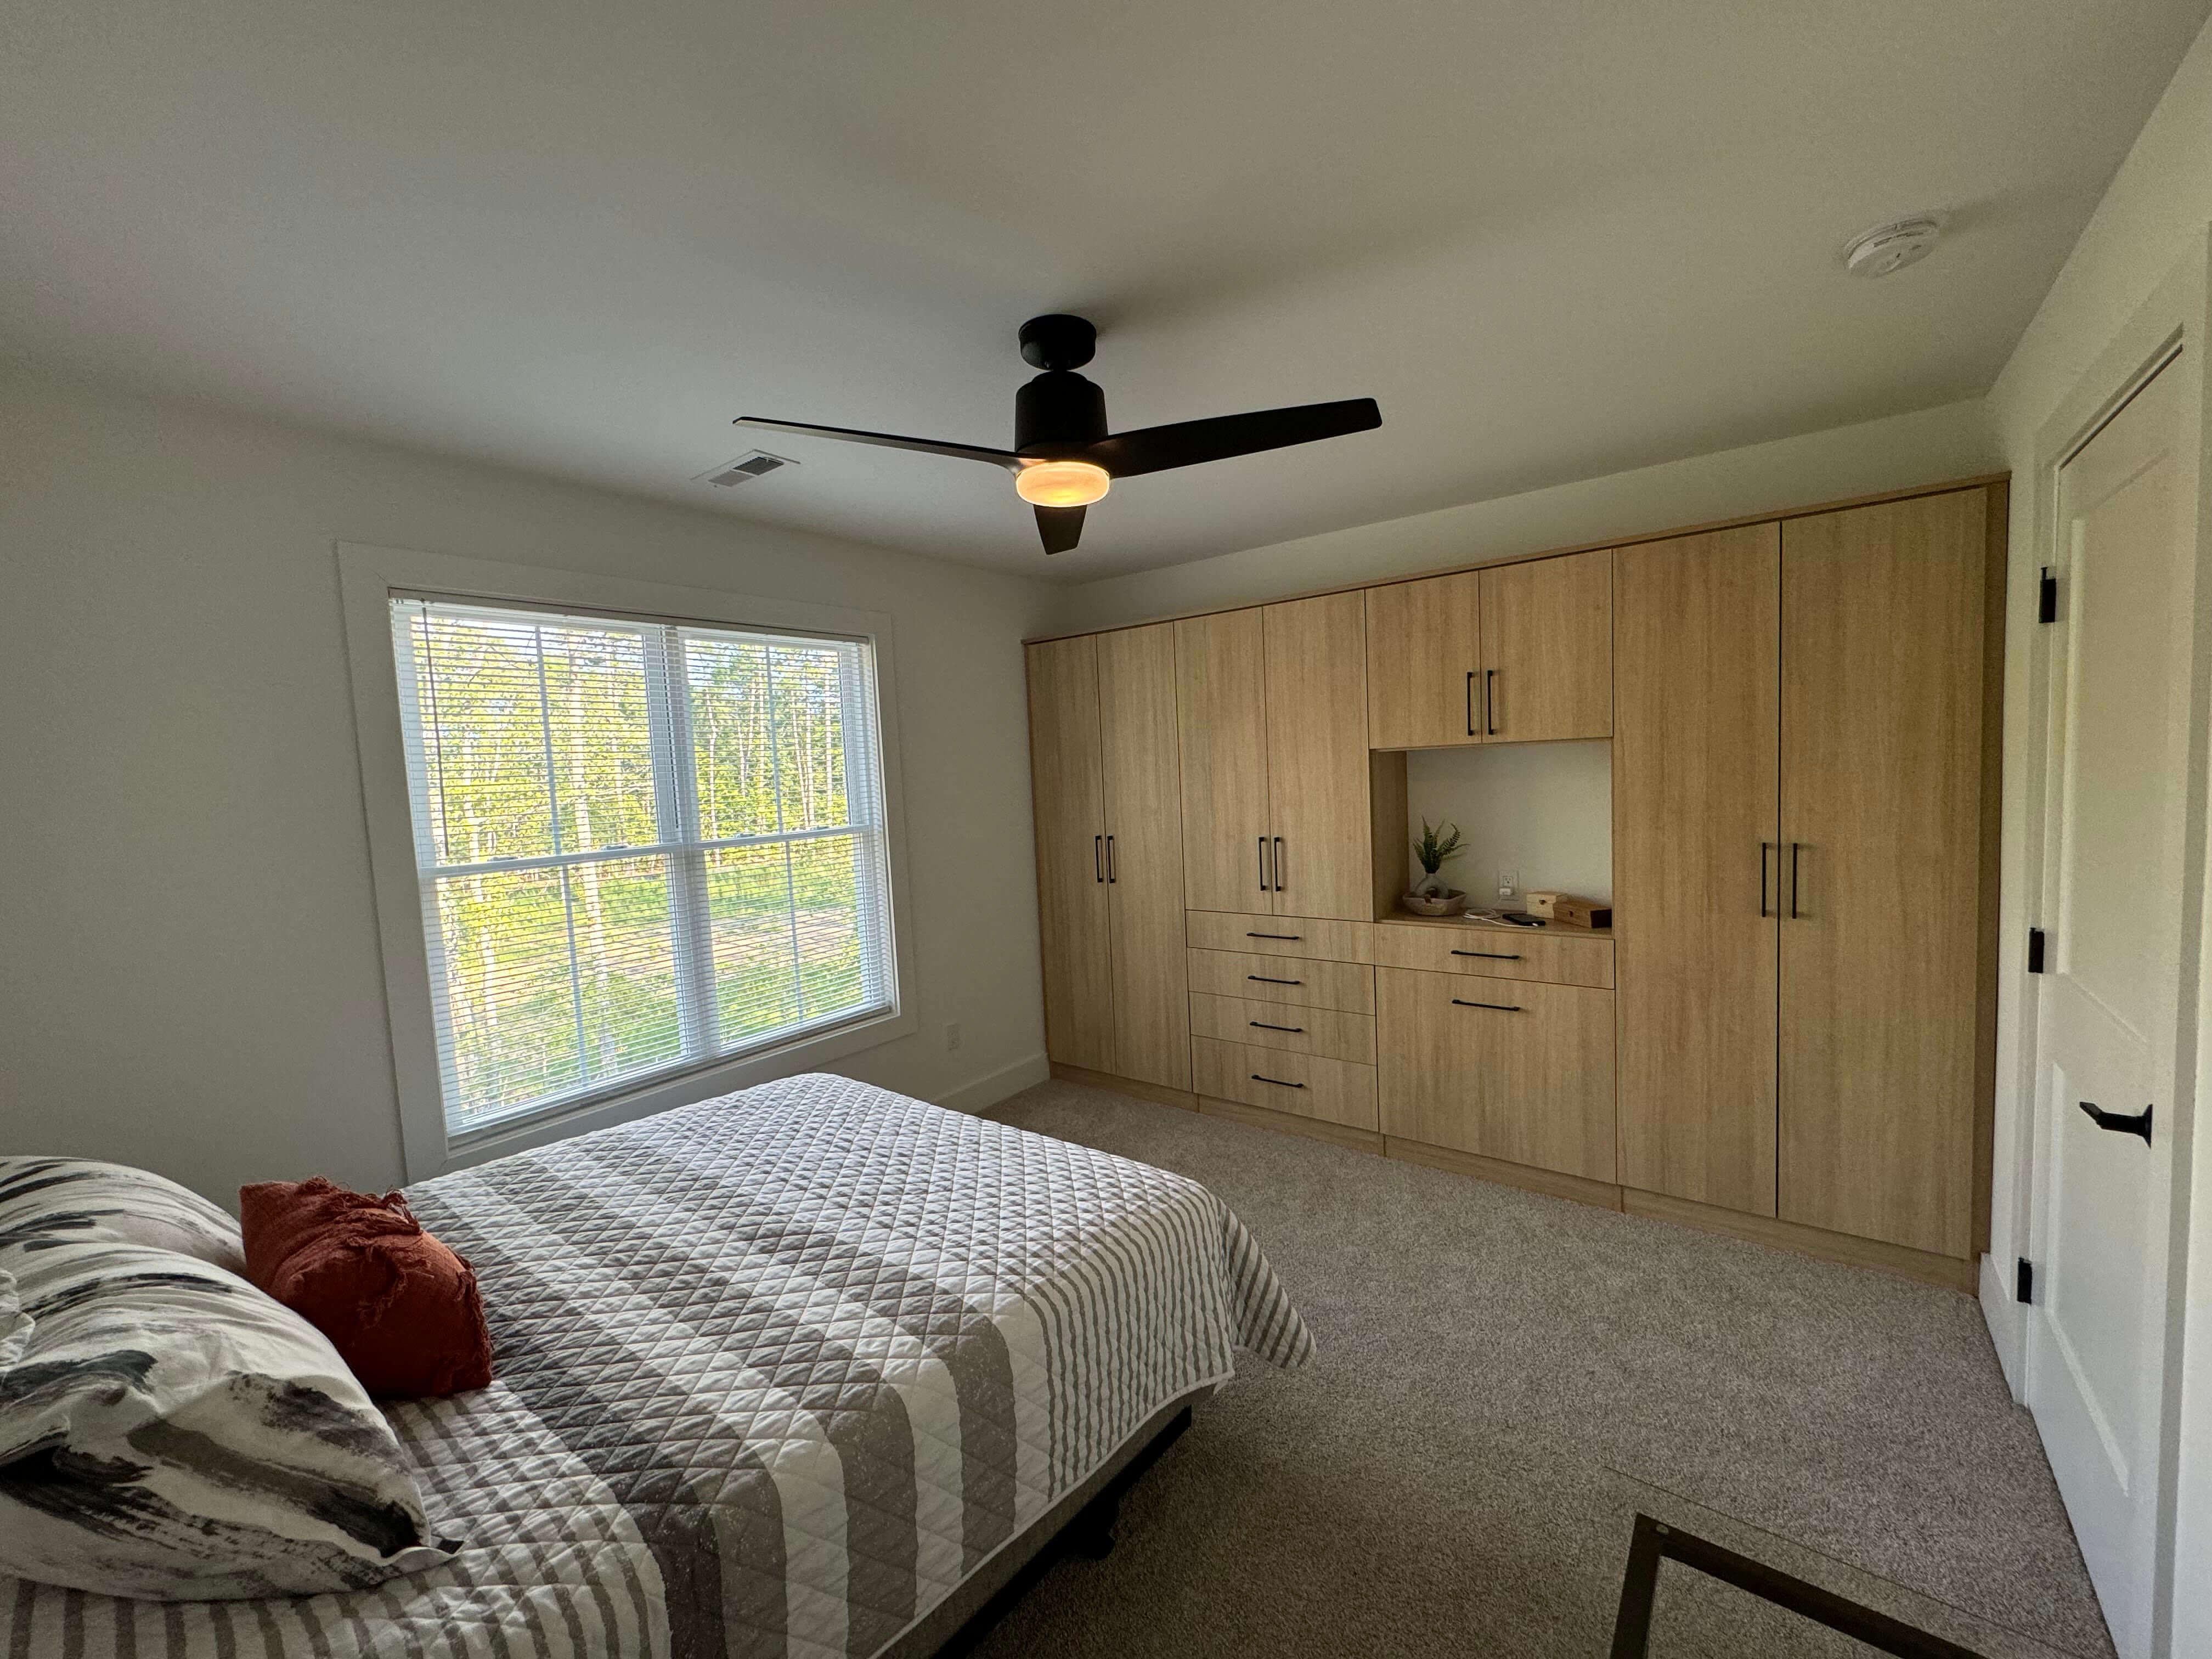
left=1978, top=1251, right=2027, bottom=1401
left=933, top=1053, right=1050, bottom=1117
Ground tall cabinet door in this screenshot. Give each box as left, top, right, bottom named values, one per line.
left=1263, top=592, right=1374, bottom=920
left=1025, top=636, right=1114, bottom=1072
left=1175, top=609, right=1272, bottom=917
left=1615, top=525, right=1781, bottom=1215
left=1779, top=491, right=1989, bottom=1258
left=1365, top=571, right=1483, bottom=749
left=1477, top=550, right=1614, bottom=740
left=1098, top=624, right=1191, bottom=1091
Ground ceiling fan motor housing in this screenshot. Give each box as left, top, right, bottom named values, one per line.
left=1015, top=369, right=1107, bottom=456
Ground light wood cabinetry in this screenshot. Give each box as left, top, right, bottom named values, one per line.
left=1189, top=994, right=1376, bottom=1064
left=1184, top=909, right=1374, bottom=963
left=1365, top=571, right=1483, bottom=749
left=1368, top=917, right=1614, bottom=989
left=1377, top=967, right=1617, bottom=1181
left=1025, top=636, right=1114, bottom=1073
left=1778, top=492, right=1991, bottom=1259
left=1261, top=593, right=1374, bottom=919
left=1173, top=608, right=1271, bottom=916
left=1098, top=624, right=1191, bottom=1091
left=1186, top=947, right=1376, bottom=1014
left=1613, top=524, right=1781, bottom=1216
left=1477, top=550, right=1613, bottom=742
left=1192, top=1036, right=1379, bottom=1130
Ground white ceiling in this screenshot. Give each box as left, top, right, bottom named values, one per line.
left=4, top=2, right=2205, bottom=580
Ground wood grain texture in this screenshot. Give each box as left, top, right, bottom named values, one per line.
left=1188, top=992, right=1376, bottom=1064
left=1477, top=549, right=1613, bottom=741
left=1778, top=489, right=1987, bottom=1259
left=1173, top=608, right=1271, bottom=916
left=1184, top=947, right=1376, bottom=1014
left=1184, top=910, right=1375, bottom=963
left=1025, top=637, right=1114, bottom=1072
left=1622, top=1189, right=1977, bottom=1294
left=1364, top=571, right=1483, bottom=749
left=1613, top=523, right=1781, bottom=1215
left=1370, top=750, right=1409, bottom=918
left=1191, top=1035, right=1379, bottom=1130
left=1384, top=1136, right=1626, bottom=1211
left=1199, top=1094, right=1385, bottom=1153
left=1048, top=1062, right=1197, bottom=1113
left=1368, top=919, right=1614, bottom=989
left=1098, top=623, right=1190, bottom=1091
left=1262, top=592, right=1373, bottom=919
left=1376, top=966, right=1617, bottom=1180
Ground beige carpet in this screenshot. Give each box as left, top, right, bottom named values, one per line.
left=971, top=1080, right=2109, bottom=1659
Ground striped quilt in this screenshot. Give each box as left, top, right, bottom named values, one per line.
left=2, top=1073, right=1311, bottom=1658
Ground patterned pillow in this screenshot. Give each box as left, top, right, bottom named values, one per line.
left=0, top=1156, right=461, bottom=1600
left=0, top=1158, right=247, bottom=1275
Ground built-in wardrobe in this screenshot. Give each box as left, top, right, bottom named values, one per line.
left=1024, top=478, right=2004, bottom=1288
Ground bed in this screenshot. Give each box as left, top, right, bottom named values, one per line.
left=1, top=1073, right=1312, bottom=1657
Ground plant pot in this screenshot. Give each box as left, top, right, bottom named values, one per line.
left=1402, top=888, right=1467, bottom=918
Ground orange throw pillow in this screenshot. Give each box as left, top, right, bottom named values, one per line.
left=238, top=1177, right=492, bottom=1398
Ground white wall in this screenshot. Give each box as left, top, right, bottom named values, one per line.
left=1402, top=742, right=1613, bottom=907
left=0, top=373, right=1059, bottom=1207
left=1977, top=16, right=2212, bottom=1656
left=1045, top=397, right=1997, bottom=634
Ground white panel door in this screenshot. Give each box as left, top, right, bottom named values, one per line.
left=2026, top=354, right=2197, bottom=1659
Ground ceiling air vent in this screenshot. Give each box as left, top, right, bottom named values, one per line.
left=697, top=451, right=795, bottom=487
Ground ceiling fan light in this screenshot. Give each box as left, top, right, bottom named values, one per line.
left=1015, top=460, right=1111, bottom=507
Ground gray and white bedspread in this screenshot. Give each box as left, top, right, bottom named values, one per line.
left=3, top=1073, right=1311, bottom=1658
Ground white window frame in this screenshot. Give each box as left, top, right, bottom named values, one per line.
left=339, top=542, right=919, bottom=1179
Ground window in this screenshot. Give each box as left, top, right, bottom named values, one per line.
left=387, top=596, right=895, bottom=1138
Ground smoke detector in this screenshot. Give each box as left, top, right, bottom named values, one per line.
left=696, top=450, right=795, bottom=487
left=1842, top=216, right=1944, bottom=278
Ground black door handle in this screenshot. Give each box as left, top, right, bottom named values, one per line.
left=1452, top=998, right=1522, bottom=1012
left=1249, top=1021, right=1305, bottom=1033
left=1094, top=836, right=1103, bottom=883
left=1250, top=1074, right=1306, bottom=1089
left=1247, top=974, right=1303, bottom=985
left=2077, top=1101, right=2153, bottom=1146
left=1258, top=836, right=1269, bottom=892
left=1451, top=949, right=1521, bottom=961
left=1758, top=842, right=1773, bottom=918
left=1246, top=932, right=1302, bottom=941
left=1274, top=837, right=1285, bottom=893
left=1485, top=668, right=1498, bottom=735
left=1105, top=834, right=1116, bottom=883
left=1788, top=842, right=1802, bottom=919
left=1466, top=669, right=1476, bottom=737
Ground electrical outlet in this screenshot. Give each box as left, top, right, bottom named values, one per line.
left=1497, top=868, right=1519, bottom=899
left=944, top=1022, right=962, bottom=1052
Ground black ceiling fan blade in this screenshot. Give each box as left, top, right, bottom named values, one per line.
left=1035, top=505, right=1085, bottom=555
left=1083, top=397, right=1380, bottom=478
left=732, top=416, right=1023, bottom=472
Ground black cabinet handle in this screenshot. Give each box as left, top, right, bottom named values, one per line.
left=1759, top=841, right=1774, bottom=918
left=1250, top=1074, right=1306, bottom=1089
left=1485, top=669, right=1498, bottom=735
left=1450, top=949, right=1521, bottom=961
left=1106, top=834, right=1116, bottom=883
left=1789, top=842, right=1802, bottom=919
left=1247, top=974, right=1303, bottom=985
left=1247, top=932, right=1302, bottom=941
left=1258, top=836, right=1271, bottom=892
left=2076, top=1101, right=2153, bottom=1145
left=1274, top=836, right=1285, bottom=892
left=1466, top=669, right=1476, bottom=737
left=1094, top=836, right=1103, bottom=883
left=1452, top=998, right=1522, bottom=1012
left=1249, top=1021, right=1305, bottom=1033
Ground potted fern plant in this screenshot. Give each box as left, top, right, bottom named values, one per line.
left=1404, top=820, right=1468, bottom=916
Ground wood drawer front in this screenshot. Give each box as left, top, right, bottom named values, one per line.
left=1186, top=909, right=1373, bottom=963
left=1186, top=949, right=1376, bottom=1014
left=1370, top=922, right=1613, bottom=989
left=1192, top=1036, right=1379, bottom=1131
left=1376, top=967, right=1617, bottom=1181
left=1189, top=993, right=1376, bottom=1064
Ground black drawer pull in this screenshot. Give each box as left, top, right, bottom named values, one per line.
left=1450, top=949, right=1522, bottom=961
left=2076, top=1100, right=2153, bottom=1146
left=1248, top=974, right=1303, bottom=985
left=1246, top=932, right=1302, bottom=940
left=1251, top=1074, right=1306, bottom=1089
left=1249, top=1020, right=1305, bottom=1033
left=1452, top=998, right=1522, bottom=1012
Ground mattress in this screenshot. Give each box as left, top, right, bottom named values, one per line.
left=2, top=1073, right=1311, bottom=1657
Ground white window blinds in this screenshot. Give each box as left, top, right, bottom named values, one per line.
left=388, top=597, right=895, bottom=1136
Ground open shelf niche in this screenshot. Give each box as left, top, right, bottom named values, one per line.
left=1369, top=740, right=1612, bottom=918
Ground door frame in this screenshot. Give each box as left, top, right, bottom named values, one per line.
left=1993, top=232, right=2211, bottom=1658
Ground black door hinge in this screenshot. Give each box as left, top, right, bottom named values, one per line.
left=2038, top=568, right=2057, bottom=624
left=2027, top=928, right=2046, bottom=974
left=2016, top=1259, right=2034, bottom=1305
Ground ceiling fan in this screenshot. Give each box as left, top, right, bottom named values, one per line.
left=733, top=314, right=1382, bottom=555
